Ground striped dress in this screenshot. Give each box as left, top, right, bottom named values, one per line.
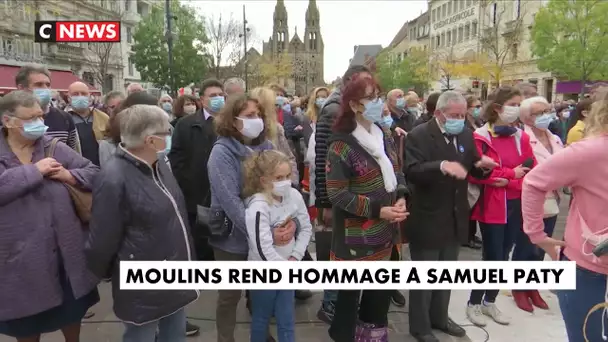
left=325, top=126, right=408, bottom=261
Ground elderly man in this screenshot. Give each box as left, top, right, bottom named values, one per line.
left=15, top=64, right=79, bottom=151
left=66, top=81, right=110, bottom=166
left=126, top=82, right=144, bottom=94
left=86, top=105, right=198, bottom=342
left=158, top=94, right=173, bottom=117
left=387, top=88, right=416, bottom=133
left=102, top=91, right=125, bottom=118
left=223, top=77, right=245, bottom=96
left=404, top=91, right=496, bottom=342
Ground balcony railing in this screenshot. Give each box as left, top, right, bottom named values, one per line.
left=502, top=19, right=522, bottom=36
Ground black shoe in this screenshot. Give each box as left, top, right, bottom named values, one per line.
left=462, top=240, right=482, bottom=249
left=391, top=290, right=406, bottom=307
left=316, top=305, right=334, bottom=325
left=432, top=318, right=466, bottom=337
left=186, top=321, right=200, bottom=336
left=473, top=236, right=482, bottom=244
left=295, top=289, right=313, bottom=301
left=412, top=333, right=440, bottom=342
left=266, top=332, right=276, bottom=342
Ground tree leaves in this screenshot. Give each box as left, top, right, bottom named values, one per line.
left=376, top=49, right=430, bottom=94
left=131, top=1, right=210, bottom=90
left=531, top=0, right=608, bottom=93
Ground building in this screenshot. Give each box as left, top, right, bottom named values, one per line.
left=121, top=0, right=154, bottom=92
left=387, top=11, right=430, bottom=64
left=262, top=0, right=324, bottom=96
left=350, top=45, right=383, bottom=72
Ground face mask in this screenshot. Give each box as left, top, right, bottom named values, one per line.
left=21, top=118, right=49, bottom=140
left=315, top=98, right=326, bottom=108
left=70, top=95, right=90, bottom=110
left=444, top=117, right=465, bottom=135
left=152, top=135, right=172, bottom=156
left=380, top=115, right=393, bottom=128
left=472, top=108, right=481, bottom=118
left=33, top=88, right=51, bottom=107
left=183, top=105, right=197, bottom=115
left=493, top=125, right=517, bottom=136
left=282, top=103, right=291, bottom=114
left=562, top=111, right=571, bottom=119
left=237, top=117, right=264, bottom=139
left=499, top=105, right=520, bottom=124
left=276, top=96, right=286, bottom=106
left=209, top=96, right=225, bottom=113
left=534, top=114, right=553, bottom=130
left=294, top=107, right=302, bottom=115
left=161, top=102, right=172, bottom=113
left=362, top=99, right=384, bottom=123
left=272, top=179, right=292, bottom=197
left=395, top=98, right=406, bottom=109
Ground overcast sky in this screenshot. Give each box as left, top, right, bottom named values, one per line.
left=189, top=0, right=428, bottom=83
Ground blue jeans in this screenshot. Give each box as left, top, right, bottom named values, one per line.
left=512, top=215, right=557, bottom=261
left=468, top=201, right=519, bottom=304
left=123, top=308, right=186, bottom=342
left=558, top=257, right=608, bottom=342
left=250, top=290, right=295, bottom=342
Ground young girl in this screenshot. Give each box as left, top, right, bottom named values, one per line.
left=243, top=150, right=313, bottom=342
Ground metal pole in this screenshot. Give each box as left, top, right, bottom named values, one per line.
left=243, top=5, right=249, bottom=92
left=165, top=0, right=175, bottom=96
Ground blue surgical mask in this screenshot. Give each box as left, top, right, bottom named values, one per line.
left=381, top=115, right=394, bottom=128
left=395, top=98, right=406, bottom=109
left=161, top=102, right=172, bottom=113
left=33, top=88, right=51, bottom=107
left=154, top=135, right=172, bottom=155
left=444, top=118, right=465, bottom=135
left=362, top=99, right=384, bottom=123
left=534, top=114, right=553, bottom=130
left=209, top=96, right=225, bottom=113
left=276, top=96, right=286, bottom=106
left=315, top=97, right=326, bottom=108
left=472, top=107, right=481, bottom=118
left=282, top=103, right=291, bottom=114
left=21, top=118, right=49, bottom=140
left=70, top=95, right=90, bottom=110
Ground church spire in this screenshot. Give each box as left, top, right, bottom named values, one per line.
left=272, top=0, right=289, bottom=54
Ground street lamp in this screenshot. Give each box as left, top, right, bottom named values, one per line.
left=165, top=0, right=177, bottom=97
left=239, top=5, right=250, bottom=92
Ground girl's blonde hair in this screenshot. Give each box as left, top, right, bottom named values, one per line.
left=250, top=87, right=279, bottom=146
left=242, top=150, right=291, bottom=199
left=585, top=92, right=608, bottom=138
left=306, top=86, right=329, bottom=123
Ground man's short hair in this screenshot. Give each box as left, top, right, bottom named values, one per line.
left=199, top=79, right=223, bottom=96
left=15, top=64, right=51, bottom=88
left=436, top=91, right=466, bottom=112
left=224, top=77, right=246, bottom=91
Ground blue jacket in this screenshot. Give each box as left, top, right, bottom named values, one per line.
left=207, top=136, right=274, bottom=255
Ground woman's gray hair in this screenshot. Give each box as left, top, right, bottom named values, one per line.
left=0, top=90, right=39, bottom=119
left=520, top=96, right=549, bottom=117
left=436, top=90, right=466, bottom=112
left=118, top=105, right=170, bottom=148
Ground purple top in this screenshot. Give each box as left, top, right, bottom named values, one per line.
left=0, top=133, right=99, bottom=321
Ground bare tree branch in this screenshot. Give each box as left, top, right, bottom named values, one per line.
left=206, top=14, right=240, bottom=79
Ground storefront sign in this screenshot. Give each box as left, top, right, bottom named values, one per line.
left=433, top=8, right=476, bottom=30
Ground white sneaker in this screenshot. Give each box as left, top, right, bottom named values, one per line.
left=466, top=304, right=487, bottom=327
left=482, top=302, right=510, bottom=325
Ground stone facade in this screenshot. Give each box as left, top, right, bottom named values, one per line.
left=262, top=0, right=324, bottom=96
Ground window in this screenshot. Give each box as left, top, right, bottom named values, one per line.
left=126, top=27, right=132, bottom=43
left=465, top=24, right=470, bottom=40
left=472, top=21, right=478, bottom=36
left=459, top=0, right=464, bottom=11
left=432, top=9, right=436, bottom=22
left=83, top=72, right=94, bottom=86
left=436, top=35, right=440, bottom=47
left=492, top=2, right=498, bottom=25
left=125, top=0, right=130, bottom=11
left=418, top=26, right=422, bottom=37
left=447, top=1, right=452, bottom=15
left=447, top=31, right=451, bottom=45
left=441, top=32, right=445, bottom=47
left=442, top=4, right=447, bottom=18
left=104, top=74, right=114, bottom=92
left=128, top=56, right=134, bottom=75
left=514, top=0, right=521, bottom=19
left=2, top=38, right=13, bottom=54
left=458, top=26, right=464, bottom=42
left=511, top=43, right=518, bottom=60
left=452, top=28, right=457, bottom=43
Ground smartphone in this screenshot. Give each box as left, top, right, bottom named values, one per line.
left=522, top=158, right=534, bottom=168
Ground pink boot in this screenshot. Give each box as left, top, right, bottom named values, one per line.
left=355, top=322, right=389, bottom=342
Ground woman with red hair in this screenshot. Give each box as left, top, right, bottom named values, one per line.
left=325, top=75, right=409, bottom=341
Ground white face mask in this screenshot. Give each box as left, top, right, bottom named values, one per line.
left=562, top=111, right=571, bottom=119
left=499, top=105, right=520, bottom=124
left=237, top=117, right=264, bottom=139
left=183, top=105, right=197, bottom=115
left=272, top=180, right=291, bottom=197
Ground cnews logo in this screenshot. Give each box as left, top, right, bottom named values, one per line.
left=35, top=21, right=121, bottom=43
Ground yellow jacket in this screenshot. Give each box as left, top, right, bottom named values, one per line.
left=566, top=120, right=586, bottom=145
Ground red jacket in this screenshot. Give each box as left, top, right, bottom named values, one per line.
left=276, top=108, right=284, bottom=125
left=469, top=124, right=536, bottom=224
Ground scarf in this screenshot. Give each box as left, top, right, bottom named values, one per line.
left=351, top=123, right=397, bottom=193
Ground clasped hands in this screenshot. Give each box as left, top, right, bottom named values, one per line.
left=441, top=156, right=498, bottom=180
left=35, top=157, right=76, bottom=185
left=380, top=198, right=409, bottom=223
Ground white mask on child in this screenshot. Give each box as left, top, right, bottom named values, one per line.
left=272, top=180, right=291, bottom=197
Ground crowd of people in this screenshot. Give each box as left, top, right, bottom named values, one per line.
left=0, top=62, right=607, bottom=342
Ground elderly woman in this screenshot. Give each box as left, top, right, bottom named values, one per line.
left=158, top=94, right=173, bottom=118
left=326, top=75, right=408, bottom=341
left=514, top=96, right=564, bottom=308
left=0, top=91, right=99, bottom=341
left=86, top=105, right=198, bottom=342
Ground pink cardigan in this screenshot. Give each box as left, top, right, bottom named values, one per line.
left=522, top=135, right=608, bottom=274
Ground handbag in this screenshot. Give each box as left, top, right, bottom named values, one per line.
left=46, top=138, right=92, bottom=223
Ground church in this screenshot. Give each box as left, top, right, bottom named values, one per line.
left=261, top=0, right=325, bottom=96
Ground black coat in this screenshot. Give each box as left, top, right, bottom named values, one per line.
left=86, top=145, right=198, bottom=324
left=314, top=90, right=341, bottom=208
left=403, top=119, right=489, bottom=249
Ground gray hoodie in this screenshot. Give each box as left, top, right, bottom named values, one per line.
left=207, top=136, right=274, bottom=255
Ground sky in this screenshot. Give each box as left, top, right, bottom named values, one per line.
left=188, top=0, right=428, bottom=83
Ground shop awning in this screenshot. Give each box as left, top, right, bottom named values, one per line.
left=0, top=65, right=101, bottom=94
left=556, top=80, right=608, bottom=94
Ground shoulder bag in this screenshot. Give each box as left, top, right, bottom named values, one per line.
left=47, top=138, right=93, bottom=224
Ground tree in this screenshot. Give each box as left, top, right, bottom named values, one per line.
left=131, top=1, right=210, bottom=90
left=226, top=25, right=257, bottom=81
left=431, top=47, right=466, bottom=91
left=478, top=0, right=527, bottom=86
left=255, top=52, right=293, bottom=86
left=376, top=49, right=430, bottom=94
left=84, top=10, right=125, bottom=92
left=206, top=14, right=240, bottom=79
left=531, top=0, right=608, bottom=97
